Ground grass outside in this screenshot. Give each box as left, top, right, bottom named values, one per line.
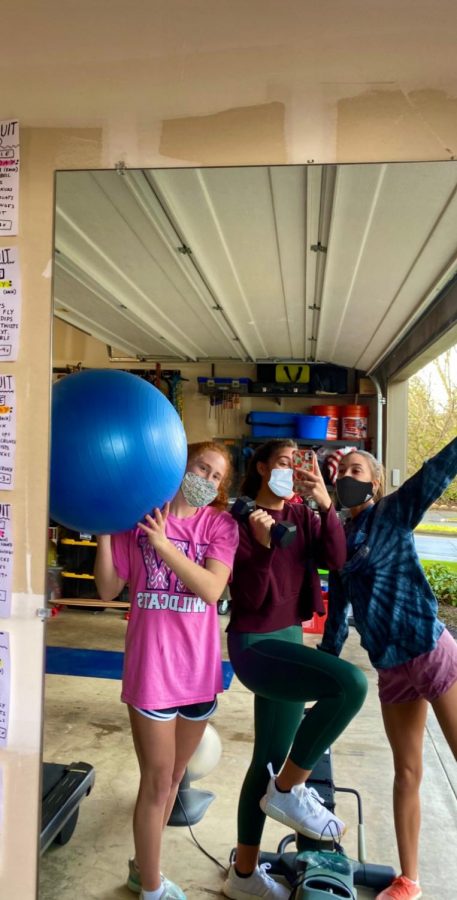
left=419, top=559, right=457, bottom=634
left=415, top=523, right=457, bottom=535
left=421, top=558, right=457, bottom=573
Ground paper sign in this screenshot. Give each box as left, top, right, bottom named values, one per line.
left=0, top=248, right=21, bottom=360
left=0, top=375, right=15, bottom=490
left=0, top=632, right=9, bottom=747
left=0, top=121, right=19, bottom=236
left=0, top=505, right=12, bottom=619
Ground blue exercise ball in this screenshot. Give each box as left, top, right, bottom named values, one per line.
left=50, top=369, right=188, bottom=534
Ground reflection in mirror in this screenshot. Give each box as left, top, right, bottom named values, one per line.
left=41, top=160, right=457, bottom=896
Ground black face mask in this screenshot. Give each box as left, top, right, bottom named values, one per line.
left=336, top=476, right=374, bottom=509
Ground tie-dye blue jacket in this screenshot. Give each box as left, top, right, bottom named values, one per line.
left=320, top=436, right=457, bottom=669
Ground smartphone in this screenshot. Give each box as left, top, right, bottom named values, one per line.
left=292, top=448, right=314, bottom=494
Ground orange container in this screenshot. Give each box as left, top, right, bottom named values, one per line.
left=310, top=404, right=340, bottom=440
left=340, top=404, right=369, bottom=440
left=302, top=597, right=328, bottom=634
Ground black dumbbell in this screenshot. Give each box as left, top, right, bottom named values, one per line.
left=230, top=496, right=297, bottom=548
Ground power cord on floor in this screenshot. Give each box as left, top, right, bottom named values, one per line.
left=176, top=795, right=349, bottom=898
left=177, top=792, right=229, bottom=874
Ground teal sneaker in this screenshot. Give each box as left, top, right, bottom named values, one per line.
left=127, top=858, right=186, bottom=899
left=152, top=877, right=186, bottom=900
left=127, top=858, right=141, bottom=894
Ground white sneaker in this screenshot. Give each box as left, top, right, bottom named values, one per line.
left=222, top=863, right=290, bottom=899
left=259, top=763, right=345, bottom=841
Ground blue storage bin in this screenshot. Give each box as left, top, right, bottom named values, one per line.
left=245, top=411, right=297, bottom=438
left=295, top=414, right=329, bottom=439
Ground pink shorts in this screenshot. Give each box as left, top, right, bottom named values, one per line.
left=378, top=629, right=457, bottom=705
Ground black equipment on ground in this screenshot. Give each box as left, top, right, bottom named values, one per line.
left=230, top=496, right=297, bottom=548
left=167, top=768, right=215, bottom=827
left=41, top=760, right=95, bottom=853
left=253, top=750, right=396, bottom=898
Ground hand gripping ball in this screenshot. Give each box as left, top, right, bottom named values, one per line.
left=50, top=369, right=187, bottom=534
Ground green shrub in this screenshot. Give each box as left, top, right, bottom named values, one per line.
left=424, top=563, right=457, bottom=606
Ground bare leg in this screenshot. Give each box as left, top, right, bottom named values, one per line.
left=275, top=758, right=311, bottom=791
left=381, top=699, right=428, bottom=882
left=128, top=707, right=176, bottom=891
left=128, top=709, right=207, bottom=891
left=431, top=679, right=457, bottom=758
left=162, top=716, right=207, bottom=827
left=234, top=844, right=261, bottom=875
left=235, top=760, right=313, bottom=873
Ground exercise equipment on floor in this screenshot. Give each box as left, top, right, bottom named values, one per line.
left=168, top=723, right=223, bottom=827
left=50, top=369, right=187, bottom=535
left=255, top=749, right=395, bottom=898
left=45, top=647, right=233, bottom=829
left=41, top=761, right=95, bottom=854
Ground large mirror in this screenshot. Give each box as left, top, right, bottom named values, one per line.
left=41, top=161, right=457, bottom=897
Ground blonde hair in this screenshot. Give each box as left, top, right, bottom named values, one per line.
left=186, top=441, right=233, bottom=510
left=344, top=450, right=385, bottom=502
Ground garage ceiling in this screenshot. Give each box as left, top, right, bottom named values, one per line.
left=54, top=161, right=457, bottom=374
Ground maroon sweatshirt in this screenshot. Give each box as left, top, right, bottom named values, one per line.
left=228, top=503, right=346, bottom=633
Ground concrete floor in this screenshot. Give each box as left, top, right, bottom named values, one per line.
left=40, top=608, right=457, bottom=900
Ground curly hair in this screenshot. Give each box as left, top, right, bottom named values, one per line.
left=186, top=441, right=234, bottom=510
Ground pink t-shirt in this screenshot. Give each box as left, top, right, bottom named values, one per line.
left=112, top=506, right=239, bottom=709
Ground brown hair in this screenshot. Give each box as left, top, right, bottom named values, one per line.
left=240, top=439, right=297, bottom=499
left=343, top=450, right=386, bottom=502
left=186, top=441, right=233, bottom=510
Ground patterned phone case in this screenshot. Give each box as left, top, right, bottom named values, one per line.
left=292, top=449, right=313, bottom=494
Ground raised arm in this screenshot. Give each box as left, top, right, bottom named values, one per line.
left=390, top=435, right=457, bottom=530
left=139, top=506, right=236, bottom=606
left=296, top=452, right=346, bottom=570
left=231, top=526, right=279, bottom=613
left=94, top=534, right=127, bottom=601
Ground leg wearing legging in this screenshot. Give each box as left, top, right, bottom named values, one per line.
left=235, top=691, right=304, bottom=872
left=229, top=633, right=367, bottom=869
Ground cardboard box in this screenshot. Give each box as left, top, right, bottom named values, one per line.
left=358, top=377, right=377, bottom=395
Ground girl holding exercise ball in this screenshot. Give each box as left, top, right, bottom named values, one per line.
left=95, top=441, right=239, bottom=900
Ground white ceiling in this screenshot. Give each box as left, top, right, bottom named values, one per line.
left=54, top=161, right=457, bottom=373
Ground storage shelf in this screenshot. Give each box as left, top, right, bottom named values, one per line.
left=61, top=572, right=95, bottom=580
left=247, top=392, right=367, bottom=399
left=244, top=392, right=375, bottom=406
left=241, top=437, right=366, bottom=448
left=60, top=538, right=97, bottom=547
left=49, top=598, right=130, bottom=609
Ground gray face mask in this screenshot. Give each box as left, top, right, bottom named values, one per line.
left=180, top=471, right=219, bottom=507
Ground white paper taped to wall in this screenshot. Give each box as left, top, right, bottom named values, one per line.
left=0, top=375, right=16, bottom=491
left=0, top=632, right=10, bottom=747
left=0, top=248, right=22, bottom=361
left=0, top=506, right=12, bottom=619
left=0, top=121, right=19, bottom=236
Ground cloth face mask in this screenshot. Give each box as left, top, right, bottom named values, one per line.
left=336, top=476, right=374, bottom=508
left=268, top=467, right=294, bottom=498
left=181, top=471, right=219, bottom=507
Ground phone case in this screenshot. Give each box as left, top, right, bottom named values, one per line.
left=292, top=449, right=314, bottom=494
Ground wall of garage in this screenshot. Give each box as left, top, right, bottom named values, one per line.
left=5, top=2, right=457, bottom=896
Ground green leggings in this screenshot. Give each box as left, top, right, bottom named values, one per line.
left=227, top=626, right=368, bottom=846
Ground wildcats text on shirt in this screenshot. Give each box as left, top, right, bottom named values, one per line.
left=136, top=592, right=207, bottom=612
